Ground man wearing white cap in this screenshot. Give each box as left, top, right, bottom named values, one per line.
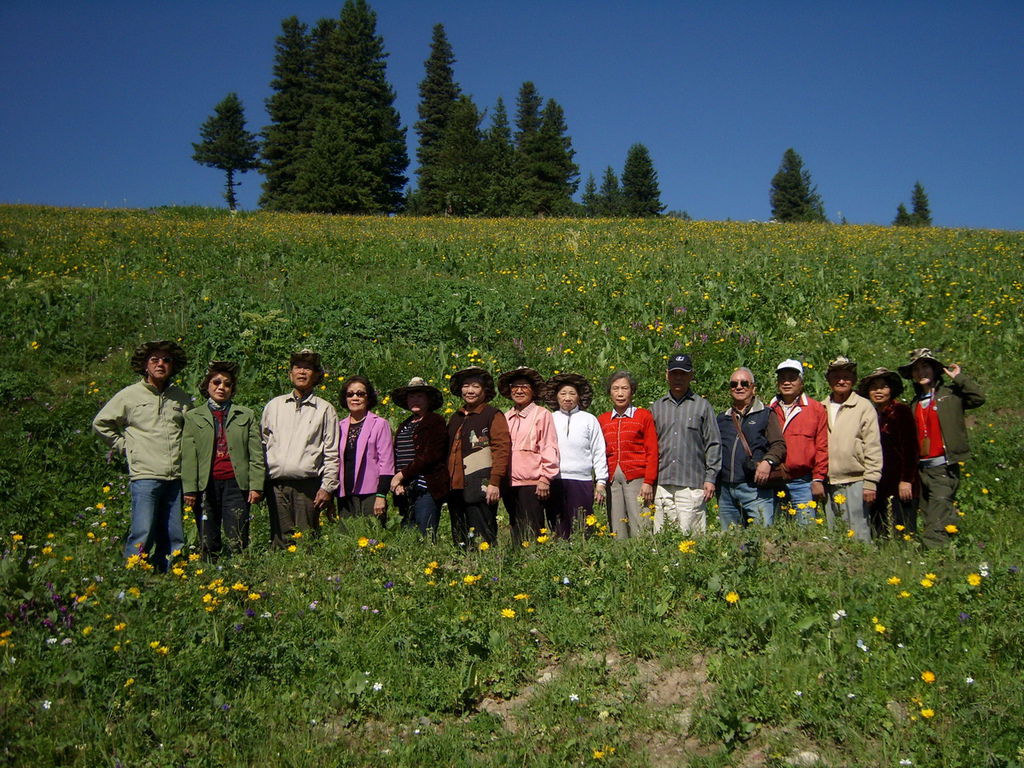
left=768, top=359, right=829, bottom=523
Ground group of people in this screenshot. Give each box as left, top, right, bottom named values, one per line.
left=92, top=340, right=984, bottom=570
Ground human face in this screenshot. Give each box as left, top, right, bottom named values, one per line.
left=344, top=384, right=369, bottom=415
left=145, top=354, right=173, bottom=388
left=776, top=369, right=803, bottom=402
left=609, top=377, right=633, bottom=411
left=911, top=360, right=936, bottom=389
left=509, top=378, right=534, bottom=409
left=827, top=369, right=856, bottom=400
left=867, top=380, right=892, bottom=407
left=728, top=372, right=754, bottom=409
left=556, top=384, right=579, bottom=412
left=406, top=391, right=429, bottom=416
left=667, top=369, right=693, bottom=398
left=461, top=380, right=485, bottom=408
left=207, top=374, right=235, bottom=404
left=290, top=365, right=316, bottom=396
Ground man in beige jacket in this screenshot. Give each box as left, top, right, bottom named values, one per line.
left=822, top=356, right=882, bottom=542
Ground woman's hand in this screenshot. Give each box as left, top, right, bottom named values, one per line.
left=373, top=496, right=387, bottom=516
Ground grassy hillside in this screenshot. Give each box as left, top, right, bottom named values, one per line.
left=1, top=206, right=1022, bottom=766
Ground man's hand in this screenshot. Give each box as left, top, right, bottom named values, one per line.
left=811, top=480, right=825, bottom=499
left=313, top=489, right=332, bottom=510
left=754, top=460, right=772, bottom=486
left=863, top=488, right=877, bottom=504
left=702, top=482, right=715, bottom=502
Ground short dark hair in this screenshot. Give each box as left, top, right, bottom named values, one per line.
left=340, top=375, right=379, bottom=411
left=607, top=370, right=637, bottom=394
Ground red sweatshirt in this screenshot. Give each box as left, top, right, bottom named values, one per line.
left=598, top=407, right=659, bottom=484
left=769, top=394, right=828, bottom=481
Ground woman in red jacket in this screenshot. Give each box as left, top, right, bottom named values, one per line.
left=598, top=371, right=658, bottom=539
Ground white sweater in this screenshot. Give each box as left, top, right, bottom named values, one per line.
left=551, top=407, right=608, bottom=483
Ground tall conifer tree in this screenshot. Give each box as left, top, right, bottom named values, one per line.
left=412, top=24, right=461, bottom=213
left=515, top=98, right=578, bottom=216
left=431, top=95, right=487, bottom=215
left=910, top=181, right=932, bottom=226
left=481, top=97, right=518, bottom=216
left=598, top=166, right=622, bottom=216
left=769, top=148, right=825, bottom=222
left=260, top=17, right=312, bottom=210
left=620, top=143, right=665, bottom=217
left=581, top=173, right=599, bottom=217
left=293, top=1, right=407, bottom=213
left=893, top=203, right=912, bottom=226
left=192, top=93, right=260, bottom=211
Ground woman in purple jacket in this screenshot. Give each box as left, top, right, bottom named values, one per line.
left=338, top=376, right=394, bottom=525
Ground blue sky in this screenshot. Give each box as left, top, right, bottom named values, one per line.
left=2, top=1, right=1021, bottom=229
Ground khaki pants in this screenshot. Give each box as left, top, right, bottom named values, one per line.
left=654, top=484, right=707, bottom=535
left=267, top=477, right=326, bottom=549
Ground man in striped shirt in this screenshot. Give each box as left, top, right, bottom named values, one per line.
left=651, top=354, right=722, bottom=535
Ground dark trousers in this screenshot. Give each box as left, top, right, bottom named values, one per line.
left=502, top=484, right=546, bottom=546
left=548, top=478, right=594, bottom=538
left=195, top=477, right=250, bottom=557
left=868, top=494, right=918, bottom=539
left=339, top=493, right=386, bottom=528
left=919, top=463, right=960, bottom=549
left=447, top=490, right=498, bottom=550
left=267, top=477, right=325, bottom=550
left=396, top=487, right=441, bottom=540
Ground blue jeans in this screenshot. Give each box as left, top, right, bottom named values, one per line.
left=718, top=482, right=774, bottom=529
left=127, top=479, right=185, bottom=571
left=398, top=488, right=441, bottom=539
left=777, top=474, right=817, bottom=525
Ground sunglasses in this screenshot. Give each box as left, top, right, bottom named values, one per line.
left=346, top=391, right=368, bottom=398
left=729, top=380, right=752, bottom=389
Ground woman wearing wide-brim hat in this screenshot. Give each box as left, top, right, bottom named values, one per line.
left=544, top=373, right=608, bottom=538
left=446, top=366, right=510, bottom=549
left=497, top=367, right=560, bottom=546
left=857, top=367, right=919, bottom=538
left=898, top=348, right=986, bottom=548
left=389, top=377, right=449, bottom=539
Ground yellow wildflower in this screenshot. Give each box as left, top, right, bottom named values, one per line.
left=501, top=608, right=516, bottom=618
left=678, top=540, right=696, bottom=554
left=725, top=591, right=740, bottom=604
left=921, top=670, right=936, bottom=684
left=966, top=573, right=981, bottom=586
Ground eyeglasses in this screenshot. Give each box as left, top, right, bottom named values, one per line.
left=346, top=391, right=368, bottom=398
left=729, top=380, right=752, bottom=389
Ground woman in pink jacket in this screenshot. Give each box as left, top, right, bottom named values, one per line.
left=338, top=376, right=395, bottom=525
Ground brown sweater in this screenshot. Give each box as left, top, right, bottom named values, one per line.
left=447, top=403, right=511, bottom=491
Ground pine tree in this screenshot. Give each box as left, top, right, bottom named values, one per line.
left=620, top=143, right=665, bottom=217
left=515, top=98, right=578, bottom=216
left=581, top=173, right=599, bottom=217
left=514, top=81, right=543, bottom=148
left=431, top=95, right=487, bottom=215
left=893, top=203, right=912, bottom=226
left=597, top=166, right=622, bottom=216
left=411, top=23, right=461, bottom=214
left=481, top=97, right=518, bottom=216
left=192, top=93, right=260, bottom=211
left=910, top=181, right=932, bottom=226
left=769, top=148, right=825, bottom=222
left=260, top=17, right=313, bottom=210
left=293, top=1, right=408, bottom=213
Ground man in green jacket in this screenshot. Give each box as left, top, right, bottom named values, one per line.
left=93, top=340, right=191, bottom=571
left=899, top=349, right=985, bottom=548
left=182, top=362, right=264, bottom=557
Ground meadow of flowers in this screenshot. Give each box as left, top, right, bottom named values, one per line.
left=1, top=205, right=1022, bottom=766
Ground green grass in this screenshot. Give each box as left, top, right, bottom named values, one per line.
left=1, top=205, right=1023, bottom=766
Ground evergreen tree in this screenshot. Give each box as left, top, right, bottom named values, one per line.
left=293, top=1, right=408, bottom=213
left=620, top=143, right=665, bottom=217
left=431, top=95, right=487, bottom=215
left=260, top=17, right=313, bottom=210
left=581, top=173, right=599, bottom=217
left=515, top=98, right=578, bottom=216
left=597, top=166, right=622, bottom=216
left=910, top=181, right=932, bottom=226
left=481, top=97, right=518, bottom=216
left=411, top=23, right=461, bottom=214
left=769, top=148, right=825, bottom=222
left=514, top=81, right=543, bottom=148
left=893, top=203, right=913, bottom=226
left=192, top=92, right=260, bottom=211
